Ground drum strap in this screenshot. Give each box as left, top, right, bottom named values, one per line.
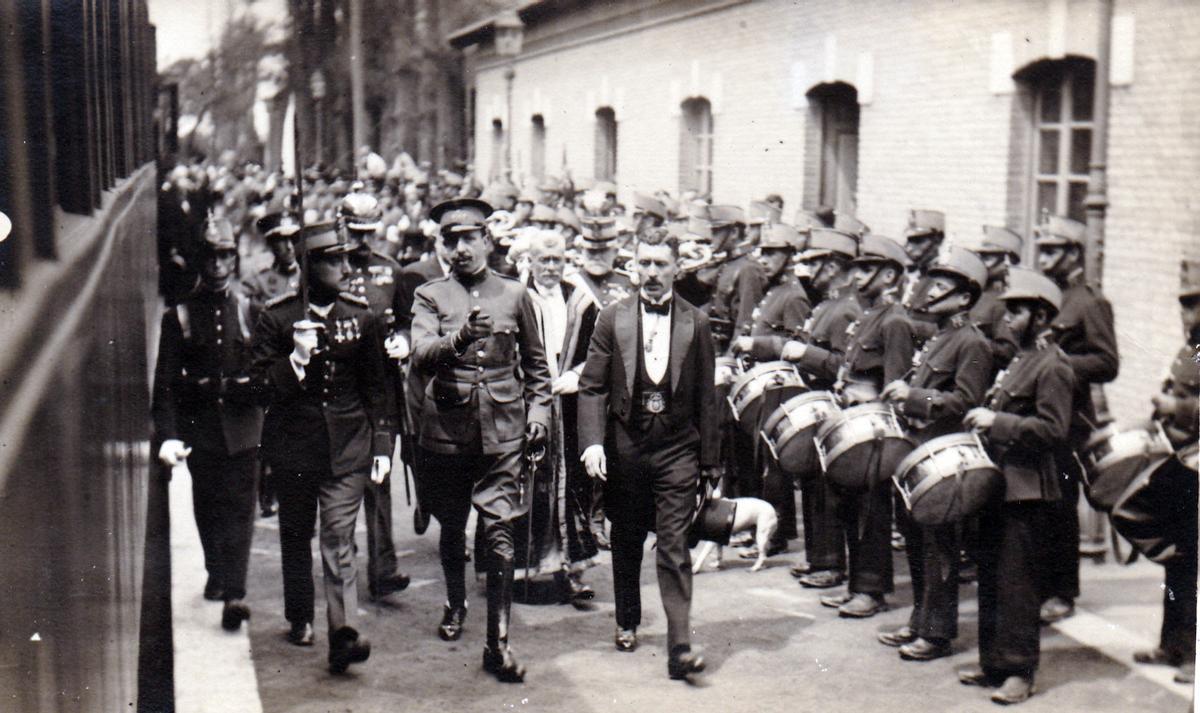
left=1110, top=518, right=1139, bottom=566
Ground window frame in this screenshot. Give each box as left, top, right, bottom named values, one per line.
left=1028, top=60, right=1095, bottom=230
left=679, top=97, right=713, bottom=196
left=594, top=107, right=617, bottom=182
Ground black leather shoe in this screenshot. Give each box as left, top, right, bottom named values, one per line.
left=438, top=603, right=467, bottom=641
left=370, top=571, right=411, bottom=601
left=668, top=646, right=706, bottom=680
left=877, top=625, right=917, bottom=647
left=560, top=572, right=595, bottom=607
left=221, top=600, right=251, bottom=631
left=789, top=561, right=813, bottom=578
left=958, top=665, right=1003, bottom=687
left=1133, top=647, right=1181, bottom=666
left=203, top=579, right=224, bottom=602
left=259, top=496, right=277, bottom=518
left=413, top=505, right=430, bottom=536
left=1175, top=662, right=1195, bottom=684
left=899, top=637, right=953, bottom=661
left=328, top=627, right=371, bottom=674
left=482, top=645, right=526, bottom=683
left=801, top=570, right=845, bottom=589
left=990, top=675, right=1035, bottom=704
left=819, top=592, right=853, bottom=609
left=838, top=593, right=887, bottom=618
left=1038, top=596, right=1074, bottom=625
left=614, top=628, right=638, bottom=652
left=287, top=621, right=314, bottom=647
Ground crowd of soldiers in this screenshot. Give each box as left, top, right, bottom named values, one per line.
left=151, top=155, right=1197, bottom=700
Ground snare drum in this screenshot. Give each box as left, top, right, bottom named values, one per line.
left=1081, top=423, right=1174, bottom=512
left=761, top=391, right=840, bottom=475
left=727, top=361, right=806, bottom=433
left=894, top=433, right=1002, bottom=526
left=1110, top=446, right=1198, bottom=564
left=815, top=403, right=914, bottom=490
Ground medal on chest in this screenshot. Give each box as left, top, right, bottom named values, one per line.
left=333, top=316, right=361, bottom=344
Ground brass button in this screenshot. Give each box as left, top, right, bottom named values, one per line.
left=472, top=291, right=480, bottom=298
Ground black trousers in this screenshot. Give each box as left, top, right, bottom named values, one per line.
left=276, top=469, right=320, bottom=625
left=799, top=471, right=845, bottom=571
left=606, top=420, right=698, bottom=651
left=836, top=482, right=894, bottom=596
left=363, top=474, right=400, bottom=593
left=1038, top=448, right=1081, bottom=602
left=901, top=512, right=959, bottom=641
left=762, top=460, right=798, bottom=544
left=419, top=447, right=523, bottom=607
left=976, top=499, right=1043, bottom=676
left=1160, top=552, right=1198, bottom=662
left=188, top=448, right=258, bottom=601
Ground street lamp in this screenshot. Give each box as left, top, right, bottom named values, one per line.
left=310, top=68, right=327, bottom=168
left=494, top=10, right=524, bottom=182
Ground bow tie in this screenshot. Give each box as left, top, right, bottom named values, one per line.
left=641, top=297, right=671, bottom=316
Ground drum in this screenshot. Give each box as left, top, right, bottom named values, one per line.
left=1110, top=445, right=1198, bottom=564
left=727, top=361, right=806, bottom=433
left=761, top=391, right=840, bottom=475
left=894, top=432, right=1003, bottom=526
left=1081, top=423, right=1174, bottom=512
left=815, top=403, right=914, bottom=490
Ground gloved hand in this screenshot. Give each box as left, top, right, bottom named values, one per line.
left=384, top=333, right=410, bottom=361
left=552, top=370, right=580, bottom=395
left=526, top=422, right=548, bottom=449
left=581, top=444, right=607, bottom=481
left=731, top=336, right=754, bottom=355
left=454, top=306, right=493, bottom=349
left=881, top=380, right=911, bottom=403
left=291, top=319, right=324, bottom=366
left=371, top=455, right=391, bottom=484
left=780, top=340, right=808, bottom=362
left=158, top=439, right=192, bottom=467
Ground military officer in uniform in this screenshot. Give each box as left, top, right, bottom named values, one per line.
left=251, top=221, right=393, bottom=673
left=242, top=212, right=301, bottom=316
left=1132, top=256, right=1200, bottom=685
left=969, top=226, right=1022, bottom=369
left=339, top=191, right=412, bottom=601
left=707, top=205, right=765, bottom=352
left=152, top=217, right=264, bottom=631
left=959, top=268, right=1075, bottom=705
left=632, top=192, right=668, bottom=238
left=410, top=198, right=553, bottom=683
left=770, top=229, right=863, bottom=588
left=878, top=247, right=993, bottom=660
left=730, top=223, right=811, bottom=558
left=901, top=209, right=946, bottom=341
left=1033, top=215, right=1119, bottom=625
left=800, top=235, right=914, bottom=619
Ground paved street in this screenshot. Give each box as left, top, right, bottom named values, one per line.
left=179, top=480, right=1196, bottom=713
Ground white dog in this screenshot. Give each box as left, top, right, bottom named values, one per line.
left=692, top=493, right=779, bottom=573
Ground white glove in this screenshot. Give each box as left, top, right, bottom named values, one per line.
left=715, top=364, right=735, bottom=386
left=158, top=439, right=192, bottom=467
left=780, top=340, right=808, bottom=362
left=581, top=444, right=607, bottom=481
left=385, top=333, right=411, bottom=361
left=371, top=455, right=391, bottom=484
left=552, top=369, right=580, bottom=395
left=291, top=319, right=323, bottom=366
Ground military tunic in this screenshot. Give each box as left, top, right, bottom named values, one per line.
left=573, top=270, right=634, bottom=310
left=968, top=280, right=1018, bottom=370
left=242, top=262, right=300, bottom=317
left=707, top=253, right=766, bottom=348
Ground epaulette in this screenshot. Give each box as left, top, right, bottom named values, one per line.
left=264, top=291, right=298, bottom=309
left=338, top=291, right=371, bottom=308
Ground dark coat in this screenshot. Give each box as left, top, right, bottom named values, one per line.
left=984, top=342, right=1075, bottom=501
left=410, top=269, right=553, bottom=455
left=577, top=295, right=721, bottom=468
left=839, top=299, right=914, bottom=400
left=152, top=288, right=264, bottom=455
left=900, top=315, right=994, bottom=440
left=251, top=292, right=393, bottom=475
left=1052, top=271, right=1119, bottom=444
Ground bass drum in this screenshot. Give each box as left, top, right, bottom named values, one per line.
left=1081, top=423, right=1174, bottom=512
left=727, top=361, right=806, bottom=434
left=1110, top=442, right=1198, bottom=564
left=761, top=391, right=840, bottom=476
left=815, top=403, right=914, bottom=491
left=894, top=432, right=1002, bottom=526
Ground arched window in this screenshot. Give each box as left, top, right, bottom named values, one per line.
left=594, top=107, right=617, bottom=181
left=490, top=118, right=504, bottom=182
left=530, top=114, right=546, bottom=180
left=679, top=98, right=713, bottom=196
left=803, top=82, right=859, bottom=216
left=1020, top=58, right=1096, bottom=226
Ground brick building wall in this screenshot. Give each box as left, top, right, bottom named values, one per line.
left=459, top=0, right=1200, bottom=422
